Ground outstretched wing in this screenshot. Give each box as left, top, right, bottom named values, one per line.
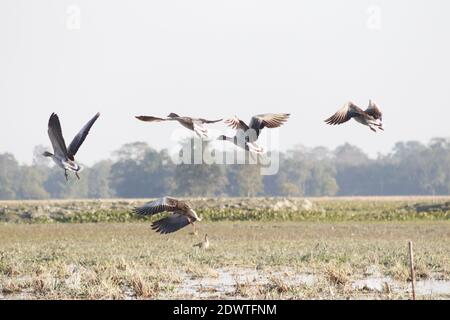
left=244, top=113, right=290, bottom=142
left=47, top=113, right=68, bottom=158
left=324, top=102, right=364, bottom=125
left=135, top=115, right=171, bottom=122
left=249, top=113, right=290, bottom=131
left=224, top=116, right=249, bottom=131
left=151, top=213, right=192, bottom=234
left=67, top=113, right=100, bottom=160
left=134, top=197, right=189, bottom=216
left=192, top=120, right=208, bottom=138
left=198, top=118, right=223, bottom=124
left=365, top=100, right=382, bottom=120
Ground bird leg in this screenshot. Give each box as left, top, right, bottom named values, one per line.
left=191, top=222, right=199, bottom=236
left=247, top=143, right=265, bottom=154
left=64, top=170, right=68, bottom=181
left=76, top=172, right=80, bottom=180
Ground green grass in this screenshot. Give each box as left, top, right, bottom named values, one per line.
left=0, top=198, right=449, bottom=223
left=0, top=221, right=449, bottom=299
left=0, top=198, right=449, bottom=299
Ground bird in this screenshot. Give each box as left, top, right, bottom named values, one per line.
left=135, top=113, right=222, bottom=138
left=193, top=234, right=210, bottom=250
left=324, top=100, right=383, bottom=132
left=134, top=197, right=202, bottom=234
left=43, top=112, right=100, bottom=181
left=218, top=113, right=290, bottom=154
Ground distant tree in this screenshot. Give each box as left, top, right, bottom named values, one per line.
left=235, top=165, right=263, bottom=197
left=173, top=138, right=228, bottom=197
left=0, top=153, right=20, bottom=199
left=88, top=160, right=114, bottom=198
left=334, top=143, right=369, bottom=167
left=16, top=166, right=50, bottom=199
left=110, top=144, right=174, bottom=198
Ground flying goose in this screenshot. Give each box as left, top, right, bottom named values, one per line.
left=134, top=197, right=202, bottom=234
left=135, top=113, right=222, bottom=138
left=193, top=234, right=210, bottom=250
left=218, top=113, right=290, bottom=154
left=325, top=100, right=383, bottom=132
left=43, top=112, right=100, bottom=180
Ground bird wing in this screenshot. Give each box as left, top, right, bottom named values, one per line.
left=47, top=113, right=69, bottom=158
left=365, top=102, right=382, bottom=120
left=224, top=115, right=249, bottom=131
left=198, top=118, right=223, bottom=124
left=192, top=120, right=208, bottom=138
left=151, top=213, right=191, bottom=234
left=134, top=197, right=189, bottom=216
left=135, top=116, right=171, bottom=122
left=67, top=113, right=100, bottom=160
left=324, top=102, right=365, bottom=125
left=249, top=113, right=290, bottom=130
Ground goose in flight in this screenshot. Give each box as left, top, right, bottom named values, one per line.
left=325, top=100, right=383, bottom=132
left=134, top=197, right=202, bottom=234
left=43, top=112, right=100, bottom=180
left=135, top=113, right=222, bottom=138
left=218, top=113, right=290, bottom=154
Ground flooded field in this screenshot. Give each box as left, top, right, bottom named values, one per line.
left=0, top=215, right=449, bottom=299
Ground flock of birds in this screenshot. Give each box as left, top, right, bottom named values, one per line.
left=42, top=100, right=384, bottom=244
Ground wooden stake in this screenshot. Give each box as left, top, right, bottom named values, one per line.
left=408, top=241, right=416, bottom=300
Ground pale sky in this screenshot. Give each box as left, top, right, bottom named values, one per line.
left=1, top=0, right=449, bottom=165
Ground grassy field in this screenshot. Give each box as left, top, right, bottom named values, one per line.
left=0, top=198, right=449, bottom=300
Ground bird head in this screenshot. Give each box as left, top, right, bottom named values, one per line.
left=369, top=100, right=382, bottom=121
left=167, top=113, right=180, bottom=118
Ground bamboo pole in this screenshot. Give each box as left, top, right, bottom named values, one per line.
left=408, top=241, right=416, bottom=300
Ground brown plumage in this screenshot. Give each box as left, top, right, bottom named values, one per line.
left=218, top=113, right=290, bottom=154
left=325, top=100, right=383, bottom=132
left=193, top=234, right=210, bottom=250
left=135, top=113, right=222, bottom=138
left=134, top=197, right=202, bottom=234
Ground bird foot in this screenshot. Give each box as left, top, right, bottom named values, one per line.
left=248, top=144, right=265, bottom=154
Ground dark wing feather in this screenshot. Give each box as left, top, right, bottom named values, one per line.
left=134, top=197, right=189, bottom=216
left=224, top=116, right=249, bottom=131
left=324, top=103, right=364, bottom=125
left=198, top=118, right=223, bottom=124
left=67, top=113, right=100, bottom=160
left=249, top=113, right=290, bottom=130
left=245, top=113, right=290, bottom=141
left=47, top=113, right=68, bottom=158
left=135, top=115, right=171, bottom=122
left=151, top=213, right=191, bottom=234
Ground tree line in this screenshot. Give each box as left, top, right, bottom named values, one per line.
left=0, top=137, right=449, bottom=200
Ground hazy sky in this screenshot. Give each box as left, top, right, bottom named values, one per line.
left=1, top=0, right=449, bottom=165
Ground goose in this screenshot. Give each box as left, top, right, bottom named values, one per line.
left=218, top=113, right=290, bottom=154
left=43, top=112, right=100, bottom=180
left=325, top=100, right=383, bottom=132
left=135, top=113, right=222, bottom=138
left=134, top=197, right=202, bottom=234
left=193, top=234, right=210, bottom=250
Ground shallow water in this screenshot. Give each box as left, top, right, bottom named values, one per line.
left=176, top=267, right=316, bottom=298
